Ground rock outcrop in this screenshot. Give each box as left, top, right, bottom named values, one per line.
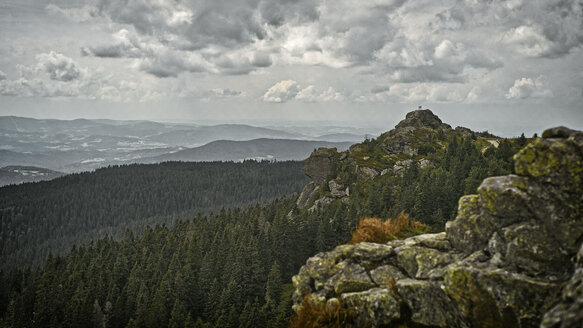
left=297, top=148, right=338, bottom=208
left=303, top=148, right=336, bottom=184
left=379, top=109, right=451, bottom=156
left=395, top=109, right=452, bottom=131
left=295, top=109, right=478, bottom=211
left=292, top=127, right=583, bottom=327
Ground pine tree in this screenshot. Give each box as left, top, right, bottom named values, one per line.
left=264, top=262, right=282, bottom=309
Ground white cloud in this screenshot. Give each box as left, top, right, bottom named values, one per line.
left=36, top=52, right=83, bottom=81
left=0, top=51, right=173, bottom=102
left=502, top=25, right=554, bottom=57
left=263, top=81, right=345, bottom=103
left=506, top=76, right=553, bottom=99
left=434, top=40, right=462, bottom=59
left=262, top=80, right=301, bottom=103
left=296, top=86, right=345, bottom=102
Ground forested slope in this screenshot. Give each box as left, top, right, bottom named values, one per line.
left=0, top=161, right=308, bottom=270
left=0, top=197, right=356, bottom=328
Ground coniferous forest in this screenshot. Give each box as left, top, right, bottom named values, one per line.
left=0, top=134, right=527, bottom=328
left=0, top=161, right=308, bottom=270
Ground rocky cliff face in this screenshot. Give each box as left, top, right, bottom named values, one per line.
left=292, top=127, right=583, bottom=327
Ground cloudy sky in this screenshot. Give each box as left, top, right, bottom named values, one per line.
left=0, top=0, right=582, bottom=136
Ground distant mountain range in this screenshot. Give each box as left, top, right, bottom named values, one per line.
left=141, top=138, right=352, bottom=163
left=0, top=116, right=367, bottom=184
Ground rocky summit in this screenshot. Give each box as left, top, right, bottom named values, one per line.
left=291, top=126, right=583, bottom=327
left=295, top=108, right=477, bottom=212
left=394, top=109, right=452, bottom=131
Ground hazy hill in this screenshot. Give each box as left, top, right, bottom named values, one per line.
left=146, top=124, right=307, bottom=147
left=144, top=138, right=353, bottom=163
left=0, top=166, right=64, bottom=186
left=0, top=116, right=368, bottom=172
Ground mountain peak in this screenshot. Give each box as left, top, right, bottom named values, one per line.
left=395, top=109, right=451, bottom=130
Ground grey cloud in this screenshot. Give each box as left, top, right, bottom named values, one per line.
left=82, top=45, right=123, bottom=58
left=81, top=29, right=144, bottom=58
left=97, top=0, right=193, bottom=35
left=88, top=0, right=312, bottom=77
left=0, top=70, right=6, bottom=80
left=318, top=3, right=401, bottom=65
left=46, top=4, right=97, bottom=23
left=205, top=88, right=244, bottom=98
left=0, top=52, right=97, bottom=98
left=464, top=51, right=503, bottom=69
left=139, top=54, right=208, bottom=78
left=390, top=66, right=466, bottom=83
left=371, top=86, right=390, bottom=94
left=259, top=0, right=319, bottom=27
left=213, top=55, right=255, bottom=75
left=251, top=52, right=272, bottom=68
left=375, top=43, right=502, bottom=83
left=81, top=44, right=140, bottom=58
left=36, top=52, right=82, bottom=81
left=180, top=0, right=319, bottom=49
left=88, top=0, right=405, bottom=77
left=0, top=52, right=165, bottom=102
left=434, top=7, right=466, bottom=30
left=438, top=0, right=583, bottom=58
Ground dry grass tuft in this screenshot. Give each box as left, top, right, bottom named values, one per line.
left=289, top=294, right=356, bottom=328
left=349, top=211, right=428, bottom=244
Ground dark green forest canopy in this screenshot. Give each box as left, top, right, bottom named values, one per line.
left=0, top=196, right=357, bottom=328
left=0, top=160, right=308, bottom=270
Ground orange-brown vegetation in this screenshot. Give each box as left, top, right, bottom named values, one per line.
left=289, top=294, right=356, bottom=328
left=349, top=211, right=429, bottom=244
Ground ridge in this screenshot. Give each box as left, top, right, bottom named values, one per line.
left=291, top=126, right=583, bottom=327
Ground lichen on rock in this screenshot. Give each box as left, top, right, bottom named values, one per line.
left=292, top=126, right=583, bottom=327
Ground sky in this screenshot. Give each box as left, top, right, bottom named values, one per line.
left=0, top=0, right=582, bottom=136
